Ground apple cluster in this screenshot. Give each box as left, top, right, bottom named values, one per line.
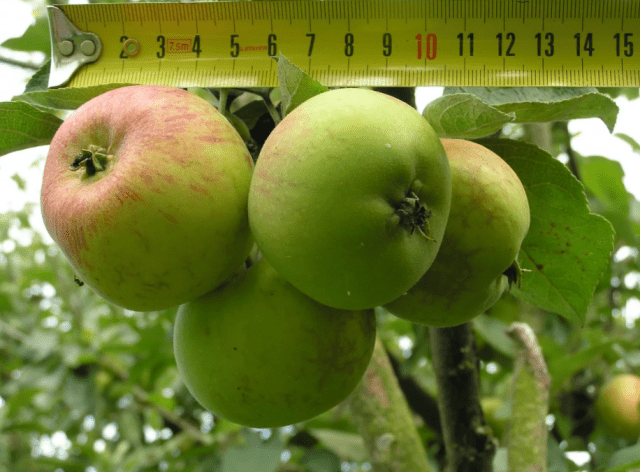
left=42, top=85, right=530, bottom=428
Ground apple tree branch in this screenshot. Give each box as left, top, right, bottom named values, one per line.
left=429, top=323, right=496, bottom=472
left=348, top=336, right=433, bottom=472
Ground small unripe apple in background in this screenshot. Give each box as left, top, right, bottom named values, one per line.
left=41, top=85, right=254, bottom=311
left=595, top=373, right=640, bottom=439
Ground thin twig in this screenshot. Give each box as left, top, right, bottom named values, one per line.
left=0, top=55, right=42, bottom=71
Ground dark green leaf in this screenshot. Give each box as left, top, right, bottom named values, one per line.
left=234, top=99, right=270, bottom=129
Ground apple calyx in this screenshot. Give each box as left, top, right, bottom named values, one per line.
left=503, top=260, right=528, bottom=289
left=70, top=144, right=113, bottom=177
left=396, top=192, right=435, bottom=242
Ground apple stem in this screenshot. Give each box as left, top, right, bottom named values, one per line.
left=69, top=145, right=113, bottom=177
left=396, top=192, right=435, bottom=242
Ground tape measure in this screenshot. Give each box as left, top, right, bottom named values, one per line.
left=47, top=0, right=640, bottom=89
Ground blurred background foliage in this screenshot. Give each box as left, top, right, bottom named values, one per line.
left=2, top=0, right=640, bottom=471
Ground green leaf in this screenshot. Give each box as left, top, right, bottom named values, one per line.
left=598, top=87, right=640, bottom=101
left=276, top=52, right=328, bottom=116
left=308, top=429, right=368, bottom=462
left=422, top=93, right=515, bottom=138
left=579, top=155, right=638, bottom=245
left=606, top=444, right=640, bottom=471
left=10, top=174, right=27, bottom=191
left=300, top=449, right=341, bottom=472
left=144, top=408, right=164, bottom=431
left=24, top=60, right=51, bottom=94
left=446, top=87, right=618, bottom=132
left=547, top=437, right=570, bottom=472
left=97, top=323, right=141, bottom=348
left=234, top=99, right=270, bottom=129
left=472, top=315, right=514, bottom=357
left=119, top=411, right=143, bottom=447
left=63, top=374, right=95, bottom=416
left=547, top=341, right=615, bottom=389
left=477, top=138, right=615, bottom=324
left=2, top=14, right=50, bottom=56
left=0, top=101, right=62, bottom=157
left=22, top=330, right=58, bottom=362
left=222, top=430, right=282, bottom=472
left=12, top=83, right=133, bottom=111
left=615, top=132, right=640, bottom=153
left=4, top=387, right=41, bottom=416
left=604, top=460, right=640, bottom=472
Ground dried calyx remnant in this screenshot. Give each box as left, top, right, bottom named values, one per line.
left=70, top=144, right=113, bottom=177
left=396, top=191, right=435, bottom=242
left=503, top=260, right=528, bottom=289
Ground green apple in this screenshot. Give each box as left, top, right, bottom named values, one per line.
left=173, top=258, right=376, bottom=428
left=248, top=88, right=451, bottom=310
left=41, top=85, right=254, bottom=311
left=385, top=139, right=530, bottom=327
left=596, top=373, right=640, bottom=439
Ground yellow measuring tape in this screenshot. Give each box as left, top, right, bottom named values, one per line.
left=48, top=0, right=640, bottom=88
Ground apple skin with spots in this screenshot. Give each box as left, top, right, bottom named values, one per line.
left=385, top=139, right=530, bottom=327
left=41, top=85, right=254, bottom=311
left=248, top=88, right=452, bottom=310
left=173, top=258, right=376, bottom=428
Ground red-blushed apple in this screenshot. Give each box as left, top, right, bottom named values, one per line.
left=41, top=85, right=254, bottom=311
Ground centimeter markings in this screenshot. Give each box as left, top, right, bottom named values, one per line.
left=59, top=0, right=640, bottom=88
